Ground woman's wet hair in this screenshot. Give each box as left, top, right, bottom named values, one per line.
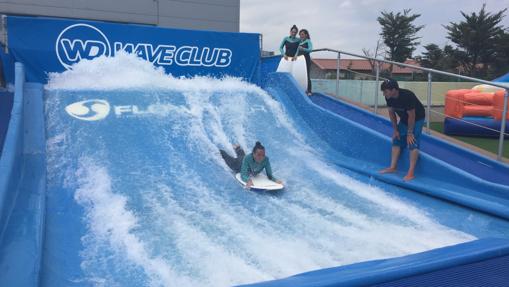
left=300, top=29, right=310, bottom=39
left=252, top=141, right=265, bottom=154
left=290, top=25, right=298, bottom=33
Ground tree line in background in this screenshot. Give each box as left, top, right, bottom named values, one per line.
left=372, top=4, right=509, bottom=81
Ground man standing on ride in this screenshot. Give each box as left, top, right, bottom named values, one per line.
left=379, top=79, right=425, bottom=181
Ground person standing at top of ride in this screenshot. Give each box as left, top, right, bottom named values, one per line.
left=298, top=29, right=313, bottom=96
left=279, top=25, right=301, bottom=61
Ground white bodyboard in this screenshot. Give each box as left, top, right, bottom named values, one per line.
left=235, top=173, right=284, bottom=191
left=276, top=56, right=308, bottom=91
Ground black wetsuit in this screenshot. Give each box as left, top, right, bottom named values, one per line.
left=299, top=39, right=313, bottom=94
left=220, top=146, right=245, bottom=173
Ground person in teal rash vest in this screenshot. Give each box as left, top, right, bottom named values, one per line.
left=220, top=142, right=282, bottom=189
left=298, top=29, right=313, bottom=96
left=279, top=25, right=301, bottom=61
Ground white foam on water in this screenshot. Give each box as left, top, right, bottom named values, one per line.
left=46, top=51, right=263, bottom=94
left=292, top=147, right=474, bottom=239
left=135, top=160, right=474, bottom=286
left=147, top=188, right=270, bottom=286
left=46, top=51, right=303, bottom=145
left=46, top=52, right=479, bottom=286
left=74, top=158, right=198, bottom=287
left=142, top=169, right=341, bottom=284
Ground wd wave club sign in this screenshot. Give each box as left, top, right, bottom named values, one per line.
left=6, top=16, right=260, bottom=82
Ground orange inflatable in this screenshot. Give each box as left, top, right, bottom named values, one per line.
left=445, top=89, right=508, bottom=120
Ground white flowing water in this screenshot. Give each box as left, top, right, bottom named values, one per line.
left=44, top=52, right=476, bottom=287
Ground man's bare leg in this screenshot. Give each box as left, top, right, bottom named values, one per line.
left=379, top=146, right=401, bottom=174
left=403, top=149, right=419, bottom=181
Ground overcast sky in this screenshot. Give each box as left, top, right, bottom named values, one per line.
left=240, top=0, right=509, bottom=59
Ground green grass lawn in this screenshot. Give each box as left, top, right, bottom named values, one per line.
left=429, top=122, right=509, bottom=159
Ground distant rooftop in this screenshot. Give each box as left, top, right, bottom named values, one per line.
left=312, top=58, right=422, bottom=74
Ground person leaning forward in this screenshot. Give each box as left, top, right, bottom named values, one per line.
left=379, top=79, right=425, bottom=181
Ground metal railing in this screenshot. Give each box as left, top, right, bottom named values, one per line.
left=312, top=48, right=509, bottom=161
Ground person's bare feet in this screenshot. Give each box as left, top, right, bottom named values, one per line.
left=403, top=173, right=415, bottom=181
left=379, top=167, right=396, bottom=174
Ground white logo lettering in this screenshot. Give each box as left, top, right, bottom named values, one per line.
left=56, top=24, right=233, bottom=69
left=65, top=100, right=111, bottom=121
left=66, top=100, right=183, bottom=121
left=114, top=105, right=172, bottom=116
left=56, top=24, right=111, bottom=69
